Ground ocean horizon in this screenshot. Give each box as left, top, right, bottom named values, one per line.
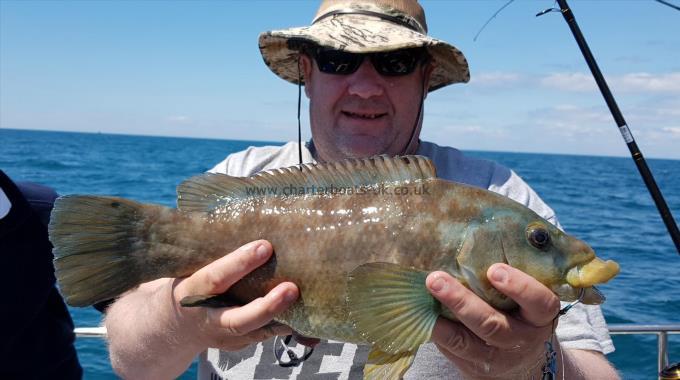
left=2, top=128, right=679, bottom=379
left=5, top=127, right=679, bottom=162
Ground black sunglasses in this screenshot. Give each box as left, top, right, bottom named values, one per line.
left=308, top=46, right=429, bottom=76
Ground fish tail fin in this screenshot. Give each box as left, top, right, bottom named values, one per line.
left=49, top=195, right=160, bottom=307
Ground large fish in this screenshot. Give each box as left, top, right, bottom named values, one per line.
left=49, top=155, right=619, bottom=379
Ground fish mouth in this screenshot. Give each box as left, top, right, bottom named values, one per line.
left=552, top=285, right=606, bottom=305
left=582, top=286, right=606, bottom=304
left=566, top=257, right=620, bottom=288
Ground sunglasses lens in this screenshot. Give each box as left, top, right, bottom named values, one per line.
left=315, top=50, right=362, bottom=75
left=372, top=49, right=423, bottom=76
left=311, top=47, right=426, bottom=76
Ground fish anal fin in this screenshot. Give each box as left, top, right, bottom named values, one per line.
left=347, top=262, right=440, bottom=355
left=177, top=155, right=437, bottom=212
left=364, top=347, right=417, bottom=380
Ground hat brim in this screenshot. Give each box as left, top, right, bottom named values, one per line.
left=258, top=13, right=470, bottom=92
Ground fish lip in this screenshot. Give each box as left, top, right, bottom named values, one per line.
left=566, top=257, right=620, bottom=288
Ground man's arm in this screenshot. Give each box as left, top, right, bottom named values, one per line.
left=562, top=348, right=618, bottom=379
left=105, top=240, right=298, bottom=379
left=427, top=263, right=619, bottom=379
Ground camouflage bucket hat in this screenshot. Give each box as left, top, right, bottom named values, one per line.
left=258, top=0, right=470, bottom=92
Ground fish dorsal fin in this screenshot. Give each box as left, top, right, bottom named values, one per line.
left=177, top=155, right=436, bottom=212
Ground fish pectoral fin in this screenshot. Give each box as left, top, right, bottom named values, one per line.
left=347, top=262, right=440, bottom=354
left=364, top=347, right=417, bottom=380
left=179, top=293, right=242, bottom=308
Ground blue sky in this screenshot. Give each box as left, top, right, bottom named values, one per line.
left=1, top=0, right=679, bottom=159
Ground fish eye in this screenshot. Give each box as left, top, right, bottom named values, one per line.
left=527, top=224, right=551, bottom=250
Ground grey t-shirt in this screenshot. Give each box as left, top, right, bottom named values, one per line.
left=199, top=141, right=614, bottom=379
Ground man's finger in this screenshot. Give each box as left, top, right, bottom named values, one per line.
left=426, top=271, right=529, bottom=349
left=487, top=263, right=560, bottom=327
left=208, top=282, right=298, bottom=336
left=176, top=240, right=273, bottom=299
left=431, top=317, right=494, bottom=362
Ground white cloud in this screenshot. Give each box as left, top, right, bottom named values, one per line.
left=617, top=73, right=680, bottom=92
left=655, top=105, right=680, bottom=118
left=530, top=104, right=612, bottom=130
left=661, top=127, right=680, bottom=137
left=440, top=123, right=508, bottom=138
left=472, top=72, right=523, bottom=87
left=540, top=72, right=680, bottom=93
left=540, top=73, right=596, bottom=92
left=166, top=115, right=191, bottom=123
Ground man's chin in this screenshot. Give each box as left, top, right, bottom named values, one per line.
left=337, top=142, right=387, bottom=160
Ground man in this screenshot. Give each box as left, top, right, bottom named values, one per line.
left=105, top=1, right=619, bottom=378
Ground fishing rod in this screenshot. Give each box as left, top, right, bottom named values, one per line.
left=655, top=0, right=680, bottom=12
left=537, top=0, right=680, bottom=255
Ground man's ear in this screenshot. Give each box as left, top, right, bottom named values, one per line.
left=299, top=54, right=313, bottom=98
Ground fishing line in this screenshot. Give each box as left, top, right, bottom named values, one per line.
left=557, top=288, right=585, bottom=316
left=473, top=0, right=516, bottom=42
left=538, top=288, right=585, bottom=379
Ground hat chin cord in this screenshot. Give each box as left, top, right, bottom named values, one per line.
left=402, top=74, right=427, bottom=155
left=295, top=57, right=427, bottom=166
left=297, top=57, right=304, bottom=169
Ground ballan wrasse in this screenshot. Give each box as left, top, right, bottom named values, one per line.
left=49, top=155, right=620, bottom=379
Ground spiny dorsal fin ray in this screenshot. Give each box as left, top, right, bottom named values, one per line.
left=177, top=155, right=436, bottom=213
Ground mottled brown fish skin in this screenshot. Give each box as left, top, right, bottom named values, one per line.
left=134, top=178, right=594, bottom=343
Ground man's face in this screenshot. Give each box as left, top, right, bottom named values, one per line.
left=301, top=51, right=433, bottom=162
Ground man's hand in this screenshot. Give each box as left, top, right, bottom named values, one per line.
left=426, top=263, right=560, bottom=379
left=172, top=240, right=299, bottom=351
left=106, top=240, right=299, bottom=379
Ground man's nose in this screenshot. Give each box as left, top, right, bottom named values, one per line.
left=346, top=59, right=385, bottom=99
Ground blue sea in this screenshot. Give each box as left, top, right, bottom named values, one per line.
left=2, top=128, right=679, bottom=379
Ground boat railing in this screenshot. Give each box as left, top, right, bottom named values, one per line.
left=74, top=326, right=107, bottom=338
left=75, top=324, right=680, bottom=374
left=607, top=323, right=680, bottom=374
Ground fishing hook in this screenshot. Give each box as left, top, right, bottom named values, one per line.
left=558, top=287, right=585, bottom=316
